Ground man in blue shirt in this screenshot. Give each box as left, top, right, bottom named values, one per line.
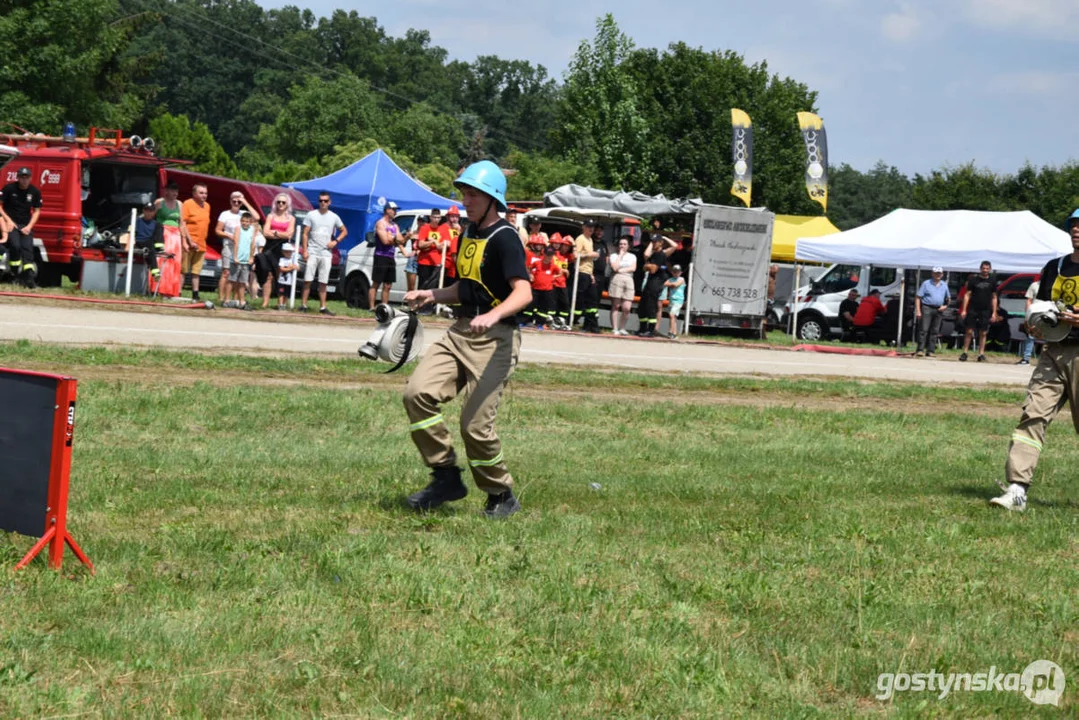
left=915, top=266, right=950, bottom=357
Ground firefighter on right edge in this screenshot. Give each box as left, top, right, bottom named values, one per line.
left=991, top=208, right=1079, bottom=512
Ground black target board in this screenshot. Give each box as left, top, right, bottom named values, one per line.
left=0, top=371, right=59, bottom=537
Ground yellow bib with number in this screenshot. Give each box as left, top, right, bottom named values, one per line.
left=1052, top=257, right=1079, bottom=307
left=456, top=233, right=500, bottom=306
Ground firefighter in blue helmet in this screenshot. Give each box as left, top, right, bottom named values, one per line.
left=401, top=161, right=533, bottom=518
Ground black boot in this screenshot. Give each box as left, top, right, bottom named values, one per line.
left=484, top=490, right=521, bottom=519
left=407, top=465, right=468, bottom=510
left=22, top=271, right=37, bottom=290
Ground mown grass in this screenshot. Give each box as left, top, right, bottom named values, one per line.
left=0, top=347, right=1075, bottom=717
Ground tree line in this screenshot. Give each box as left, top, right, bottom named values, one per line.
left=2, top=2, right=1076, bottom=228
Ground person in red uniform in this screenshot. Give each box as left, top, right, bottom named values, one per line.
left=551, top=234, right=575, bottom=329
left=529, top=245, right=562, bottom=328
left=521, top=232, right=547, bottom=325
left=853, top=289, right=887, bottom=328
left=415, top=208, right=449, bottom=290
left=443, top=206, right=461, bottom=281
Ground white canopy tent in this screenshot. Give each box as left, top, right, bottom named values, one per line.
left=794, top=209, right=1070, bottom=273
left=792, top=209, right=1071, bottom=348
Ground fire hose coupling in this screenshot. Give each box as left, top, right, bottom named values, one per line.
left=359, top=303, right=423, bottom=372
left=1026, top=300, right=1073, bottom=343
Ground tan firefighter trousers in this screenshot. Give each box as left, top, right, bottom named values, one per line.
left=1005, top=341, right=1079, bottom=486
left=403, top=318, right=521, bottom=494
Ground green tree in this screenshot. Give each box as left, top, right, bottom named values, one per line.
left=122, top=0, right=281, bottom=153
left=456, top=56, right=560, bottom=159
left=556, top=14, right=653, bottom=190
left=828, top=161, right=913, bottom=230
left=623, top=43, right=818, bottom=212
left=503, top=148, right=597, bottom=200
left=911, top=163, right=1010, bottom=212
left=147, top=113, right=240, bottom=177
left=999, top=163, right=1079, bottom=228
left=250, top=74, right=382, bottom=164
left=383, top=102, right=465, bottom=167
left=0, top=0, right=152, bottom=132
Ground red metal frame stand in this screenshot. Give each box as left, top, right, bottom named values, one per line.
left=11, top=374, right=94, bottom=573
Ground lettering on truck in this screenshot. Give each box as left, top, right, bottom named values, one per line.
left=3, top=168, right=62, bottom=185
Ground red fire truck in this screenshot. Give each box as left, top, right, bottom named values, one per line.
left=0, top=128, right=187, bottom=286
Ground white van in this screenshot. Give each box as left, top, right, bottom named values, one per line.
left=788, top=264, right=905, bottom=340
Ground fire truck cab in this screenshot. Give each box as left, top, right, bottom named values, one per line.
left=0, top=129, right=184, bottom=286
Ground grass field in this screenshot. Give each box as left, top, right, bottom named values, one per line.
left=1, top=342, right=1076, bottom=718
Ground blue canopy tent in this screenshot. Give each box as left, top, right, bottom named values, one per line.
left=286, top=149, right=461, bottom=255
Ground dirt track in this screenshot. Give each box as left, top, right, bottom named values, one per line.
left=0, top=297, right=1034, bottom=388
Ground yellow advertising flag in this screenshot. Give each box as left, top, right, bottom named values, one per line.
left=730, top=109, right=753, bottom=208
left=796, top=112, right=828, bottom=213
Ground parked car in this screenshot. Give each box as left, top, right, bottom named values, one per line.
left=995, top=273, right=1037, bottom=316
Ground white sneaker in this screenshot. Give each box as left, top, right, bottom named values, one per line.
left=989, top=486, right=1027, bottom=512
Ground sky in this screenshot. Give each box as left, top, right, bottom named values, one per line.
left=257, top=0, right=1079, bottom=177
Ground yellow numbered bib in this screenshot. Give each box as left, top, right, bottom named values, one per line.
left=456, top=234, right=500, bottom=306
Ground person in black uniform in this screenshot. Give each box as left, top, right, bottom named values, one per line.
left=636, top=233, right=678, bottom=337
left=839, top=288, right=860, bottom=340
left=0, top=167, right=43, bottom=287
left=959, top=260, right=999, bottom=362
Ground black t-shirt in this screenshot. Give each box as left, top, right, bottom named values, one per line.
left=455, top=219, right=529, bottom=311
left=644, top=249, right=670, bottom=289
left=1036, top=255, right=1079, bottom=306
left=1, top=182, right=43, bottom=227
left=839, top=299, right=859, bottom=321
left=965, top=275, right=997, bottom=312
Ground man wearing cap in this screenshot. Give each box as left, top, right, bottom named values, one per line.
left=133, top=202, right=161, bottom=282
left=991, top=208, right=1079, bottom=511
left=215, top=191, right=258, bottom=306
left=573, top=219, right=601, bottom=333
left=915, top=267, right=951, bottom=357
left=402, top=160, right=532, bottom=518
left=371, top=200, right=404, bottom=310
left=0, top=167, right=43, bottom=287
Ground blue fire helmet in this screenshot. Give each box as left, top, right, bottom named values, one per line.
left=1066, top=209, right=1079, bottom=230
left=454, top=161, right=507, bottom=211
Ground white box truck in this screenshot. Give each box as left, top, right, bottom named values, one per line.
left=688, top=205, right=775, bottom=336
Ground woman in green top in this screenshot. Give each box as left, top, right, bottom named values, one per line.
left=154, top=181, right=191, bottom=245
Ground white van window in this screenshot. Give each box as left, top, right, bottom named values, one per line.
left=817, top=264, right=861, bottom=293
left=869, top=267, right=896, bottom=287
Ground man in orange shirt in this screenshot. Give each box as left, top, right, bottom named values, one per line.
left=181, top=183, right=211, bottom=301
left=416, top=208, right=449, bottom=291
